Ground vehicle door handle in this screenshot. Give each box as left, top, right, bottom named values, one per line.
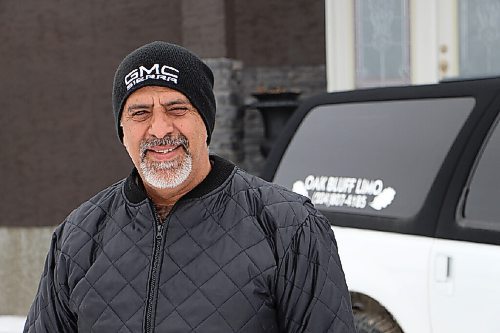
left=435, top=254, right=452, bottom=282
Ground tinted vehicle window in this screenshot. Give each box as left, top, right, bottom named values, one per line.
left=462, top=116, right=500, bottom=230
left=273, top=98, right=475, bottom=219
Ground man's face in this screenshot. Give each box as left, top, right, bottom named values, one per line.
left=121, top=86, right=209, bottom=190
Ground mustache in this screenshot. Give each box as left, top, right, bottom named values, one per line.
left=140, top=135, right=190, bottom=159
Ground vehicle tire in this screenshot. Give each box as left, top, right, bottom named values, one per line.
left=351, top=293, right=403, bottom=333
left=353, top=311, right=403, bottom=333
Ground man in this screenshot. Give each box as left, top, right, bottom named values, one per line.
left=25, top=41, right=355, bottom=332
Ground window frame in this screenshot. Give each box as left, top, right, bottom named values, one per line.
left=457, top=113, right=500, bottom=231
left=436, top=91, right=500, bottom=247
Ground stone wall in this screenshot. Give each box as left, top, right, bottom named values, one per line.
left=239, top=65, right=327, bottom=176
left=206, top=58, right=245, bottom=165
left=206, top=60, right=326, bottom=177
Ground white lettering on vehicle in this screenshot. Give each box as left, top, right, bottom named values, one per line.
left=293, top=175, right=396, bottom=211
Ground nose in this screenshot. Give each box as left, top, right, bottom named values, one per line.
left=148, top=107, right=175, bottom=138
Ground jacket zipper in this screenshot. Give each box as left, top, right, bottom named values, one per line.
left=144, top=207, right=165, bottom=333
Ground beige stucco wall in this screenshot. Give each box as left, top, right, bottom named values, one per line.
left=0, top=227, right=55, bottom=315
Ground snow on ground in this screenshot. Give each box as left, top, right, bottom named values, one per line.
left=0, top=316, right=25, bottom=333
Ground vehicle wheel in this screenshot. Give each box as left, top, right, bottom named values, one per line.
left=351, top=292, right=403, bottom=333
left=353, top=311, right=403, bottom=333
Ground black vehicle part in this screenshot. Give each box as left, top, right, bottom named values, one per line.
left=263, top=76, right=500, bottom=246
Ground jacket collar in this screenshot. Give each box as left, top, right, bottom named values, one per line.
left=124, top=154, right=236, bottom=204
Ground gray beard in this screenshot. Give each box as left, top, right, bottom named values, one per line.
left=138, top=135, right=192, bottom=189
left=140, top=153, right=193, bottom=189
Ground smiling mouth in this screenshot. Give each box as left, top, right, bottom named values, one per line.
left=149, top=146, right=179, bottom=154
left=140, top=135, right=190, bottom=161
left=142, top=145, right=185, bottom=162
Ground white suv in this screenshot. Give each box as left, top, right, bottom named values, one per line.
left=263, top=77, right=500, bottom=333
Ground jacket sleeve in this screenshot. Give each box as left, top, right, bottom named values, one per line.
left=24, top=223, right=77, bottom=333
left=275, top=207, right=355, bottom=333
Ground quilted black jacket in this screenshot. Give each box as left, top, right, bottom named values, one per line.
left=25, top=155, right=355, bottom=332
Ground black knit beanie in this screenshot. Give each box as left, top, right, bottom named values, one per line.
left=112, top=41, right=216, bottom=144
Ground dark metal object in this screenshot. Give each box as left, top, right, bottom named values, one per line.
left=250, top=91, right=301, bottom=157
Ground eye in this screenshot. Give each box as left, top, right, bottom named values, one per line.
left=168, top=107, right=189, bottom=116
left=130, top=110, right=151, bottom=121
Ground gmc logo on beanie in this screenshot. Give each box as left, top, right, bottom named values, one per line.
left=124, top=64, right=179, bottom=90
